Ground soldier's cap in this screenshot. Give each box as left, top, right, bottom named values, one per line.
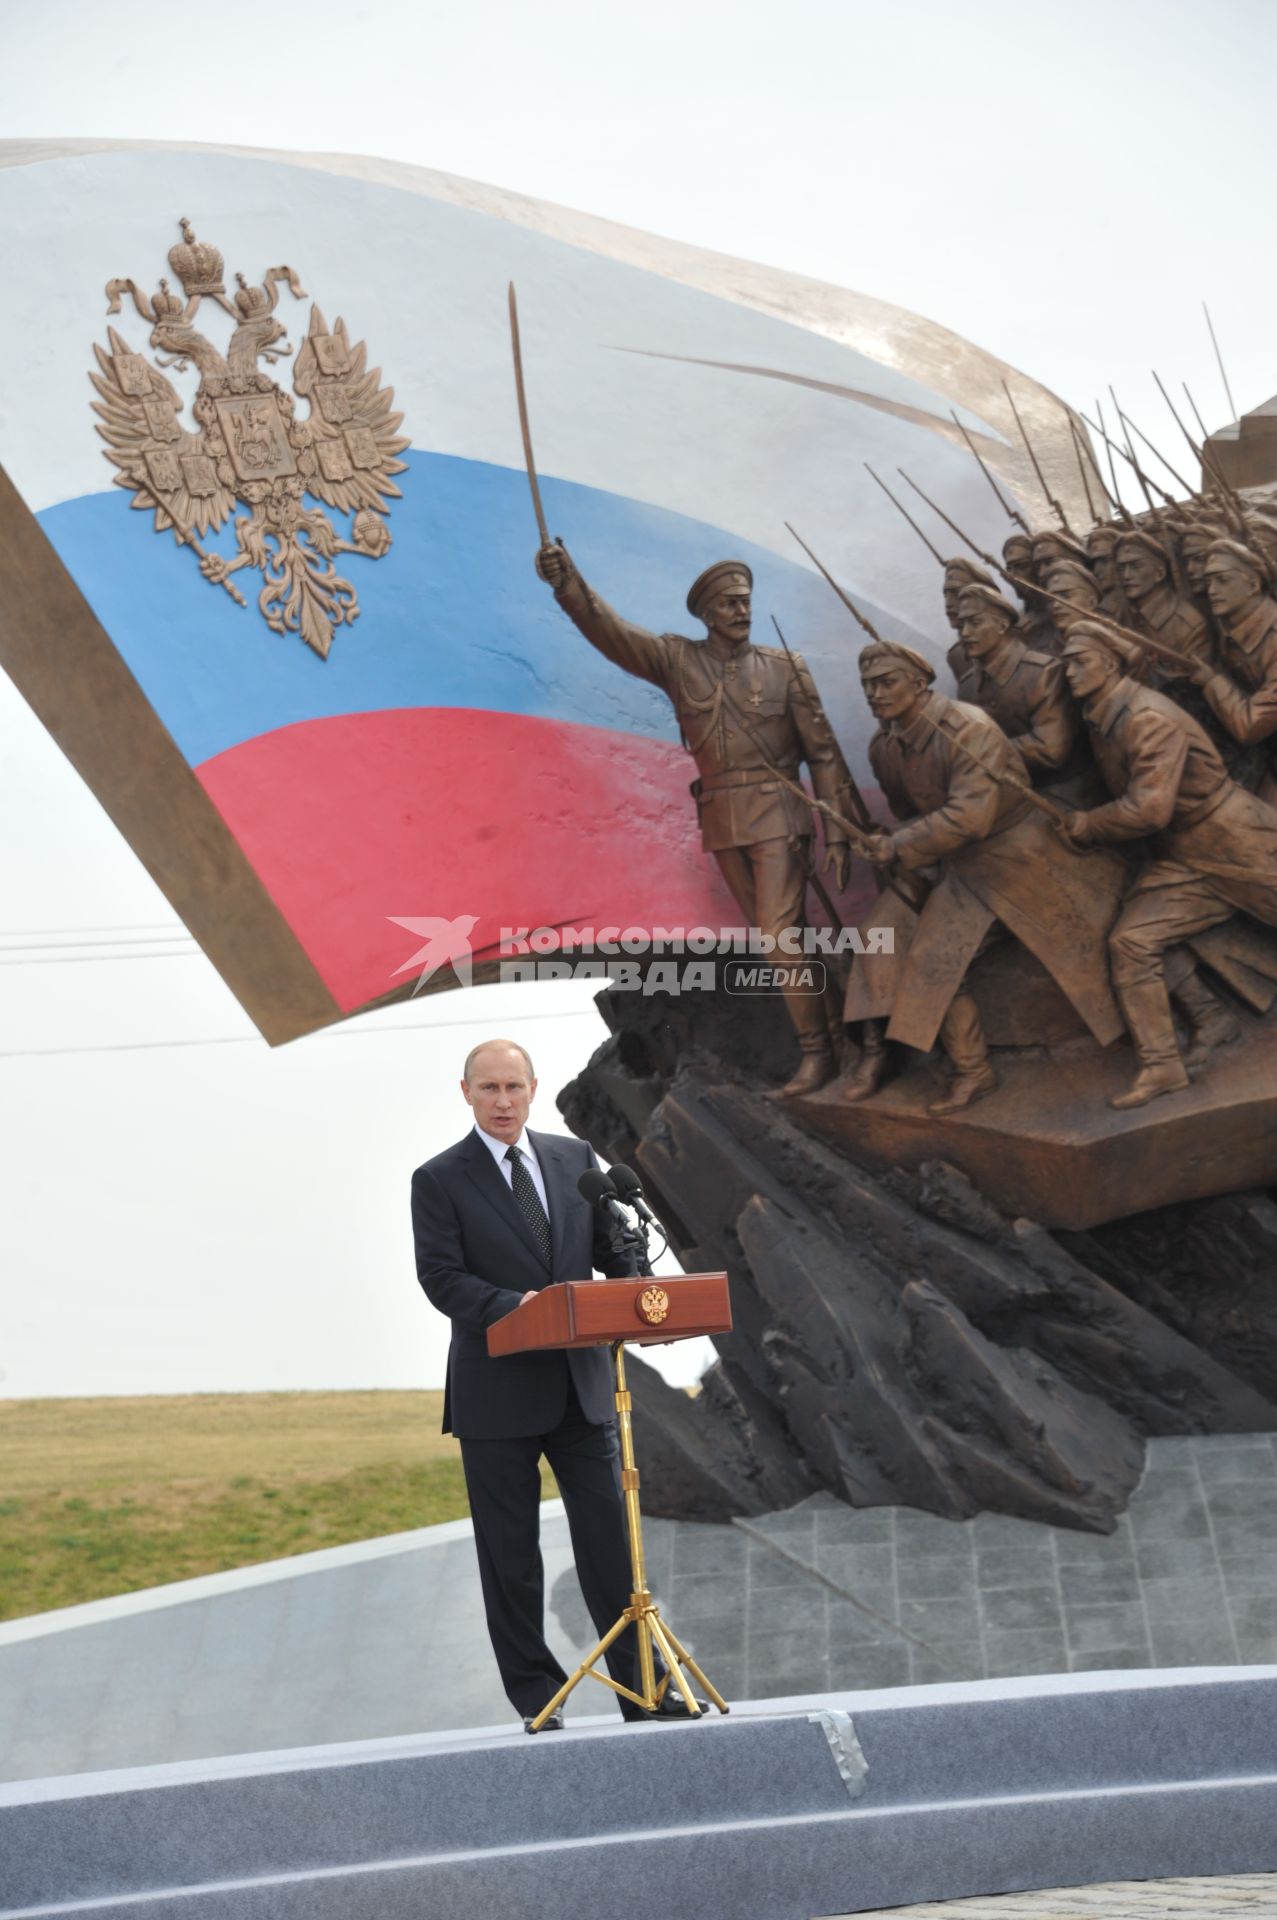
left=956, top=582, right=1017, bottom=623
left=1002, top=532, right=1034, bottom=555
left=858, top=640, right=935, bottom=683
left=687, top=560, right=753, bottom=618
left=1243, top=516, right=1277, bottom=560
left=1085, top=524, right=1121, bottom=551
left=1041, top=558, right=1099, bottom=598
left=1114, top=528, right=1170, bottom=569
left=942, top=556, right=995, bottom=587
left=1179, top=519, right=1231, bottom=550
left=1060, top=619, right=1136, bottom=666
left=1202, top=537, right=1267, bottom=577
left=1032, top=530, right=1090, bottom=566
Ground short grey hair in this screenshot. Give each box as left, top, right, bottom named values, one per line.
left=462, top=1038, right=535, bottom=1084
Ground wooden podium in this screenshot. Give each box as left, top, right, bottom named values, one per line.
left=487, top=1272, right=733, bottom=1730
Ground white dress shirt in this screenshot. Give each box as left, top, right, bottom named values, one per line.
left=473, top=1125, right=550, bottom=1218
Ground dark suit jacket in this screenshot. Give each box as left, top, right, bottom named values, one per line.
left=411, top=1128, right=635, bottom=1439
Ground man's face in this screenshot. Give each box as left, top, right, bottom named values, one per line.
left=1087, top=536, right=1118, bottom=592
left=462, top=1045, right=537, bottom=1143
left=1204, top=556, right=1261, bottom=621
left=1032, top=537, right=1066, bottom=579
left=1003, top=538, right=1034, bottom=586
left=942, top=575, right=966, bottom=627
left=703, top=586, right=752, bottom=647
left=958, top=606, right=1012, bottom=660
left=862, top=663, right=927, bottom=722
left=1044, top=567, right=1099, bottom=627
left=1115, top=544, right=1164, bottom=603
left=1063, top=644, right=1116, bottom=701
left=1180, top=536, right=1213, bottom=595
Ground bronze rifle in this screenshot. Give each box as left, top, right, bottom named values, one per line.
left=949, top=410, right=1031, bottom=532
left=1002, top=378, right=1074, bottom=536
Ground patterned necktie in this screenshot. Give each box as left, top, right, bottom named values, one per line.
left=506, top=1144, right=553, bottom=1270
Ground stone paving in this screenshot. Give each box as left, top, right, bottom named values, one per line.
left=824, top=1876, right=1277, bottom=1917
left=553, top=1433, right=1277, bottom=1697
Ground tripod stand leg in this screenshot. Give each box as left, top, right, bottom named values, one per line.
left=529, top=1609, right=635, bottom=1732
left=654, top=1617, right=730, bottom=1715
left=646, top=1610, right=701, bottom=1715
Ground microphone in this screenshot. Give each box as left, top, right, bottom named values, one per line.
left=608, top=1163, right=658, bottom=1226
left=577, top=1167, right=632, bottom=1229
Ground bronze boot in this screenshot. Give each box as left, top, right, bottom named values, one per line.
left=773, top=1037, right=838, bottom=1100
left=929, top=993, right=997, bottom=1117
left=836, top=1022, right=889, bottom=1104
left=1111, top=978, right=1191, bottom=1110
left=1173, top=971, right=1241, bottom=1071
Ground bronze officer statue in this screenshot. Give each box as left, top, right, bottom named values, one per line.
left=535, top=544, right=854, bottom=1097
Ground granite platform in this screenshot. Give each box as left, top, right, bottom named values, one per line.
left=2, top=1671, right=1275, bottom=1918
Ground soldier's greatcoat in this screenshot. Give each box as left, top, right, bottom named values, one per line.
left=946, top=638, right=980, bottom=704
left=1200, top=596, right=1277, bottom=805
left=967, top=634, right=1098, bottom=804
left=1079, top=676, right=1277, bottom=931
left=843, top=692, right=1126, bottom=1051
left=553, top=573, right=851, bottom=851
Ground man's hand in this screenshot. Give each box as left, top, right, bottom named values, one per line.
left=1057, top=810, right=1094, bottom=846
left=823, top=843, right=851, bottom=891
left=862, top=829, right=896, bottom=869
left=1188, top=660, right=1217, bottom=689
left=535, top=543, right=571, bottom=589
left=520, top=1290, right=537, bottom=1305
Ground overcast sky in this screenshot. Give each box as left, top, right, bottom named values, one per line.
left=2, top=0, right=1275, bottom=1399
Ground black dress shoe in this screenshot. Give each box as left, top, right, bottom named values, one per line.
left=621, top=1689, right=710, bottom=1722
left=523, top=1709, right=565, bottom=1734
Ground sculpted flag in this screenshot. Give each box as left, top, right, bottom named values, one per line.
left=0, top=141, right=1089, bottom=1040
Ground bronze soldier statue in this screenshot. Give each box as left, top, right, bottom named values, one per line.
left=1003, top=532, right=1063, bottom=654
left=955, top=584, right=1095, bottom=804
left=942, top=555, right=996, bottom=701
left=1085, top=524, right=1130, bottom=623
left=1061, top=621, right=1277, bottom=1109
left=535, top=544, right=852, bottom=1096
left=1114, top=525, right=1223, bottom=743
left=1031, top=530, right=1090, bottom=579
left=1189, top=538, right=1277, bottom=806
left=841, top=640, right=1125, bottom=1115
left=1114, top=529, right=1210, bottom=671
left=1179, top=515, right=1231, bottom=604
left=1042, top=557, right=1104, bottom=629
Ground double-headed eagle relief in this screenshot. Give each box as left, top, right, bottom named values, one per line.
left=91, top=219, right=409, bottom=658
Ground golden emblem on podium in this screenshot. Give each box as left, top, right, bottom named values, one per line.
left=90, top=218, right=410, bottom=659
left=637, top=1285, right=670, bottom=1326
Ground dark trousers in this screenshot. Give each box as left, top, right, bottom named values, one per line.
left=458, top=1370, right=640, bottom=1718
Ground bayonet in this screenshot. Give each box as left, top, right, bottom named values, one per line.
left=1203, top=302, right=1238, bottom=425
left=862, top=465, right=944, bottom=564
left=1067, top=413, right=1101, bottom=523
left=1001, top=378, right=1074, bottom=535
left=897, top=468, right=1002, bottom=573
left=949, top=409, right=1030, bottom=531
left=1152, top=370, right=1248, bottom=535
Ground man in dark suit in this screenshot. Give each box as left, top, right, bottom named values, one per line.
left=411, top=1037, right=688, bottom=1730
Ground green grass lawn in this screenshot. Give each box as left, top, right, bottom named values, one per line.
left=0, top=1392, right=554, bottom=1623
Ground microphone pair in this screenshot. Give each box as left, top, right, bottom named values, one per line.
left=577, top=1162, right=657, bottom=1226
